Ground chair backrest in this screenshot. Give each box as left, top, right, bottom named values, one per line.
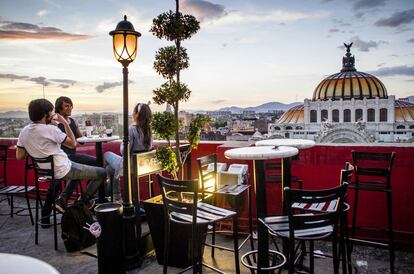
left=31, top=155, right=55, bottom=181
left=0, top=145, right=7, bottom=185
left=351, top=151, right=396, bottom=187
left=157, top=174, right=199, bottom=225
left=197, top=154, right=217, bottom=200
left=285, top=183, right=348, bottom=240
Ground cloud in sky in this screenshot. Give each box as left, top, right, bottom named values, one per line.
left=208, top=9, right=328, bottom=26
left=29, top=76, right=50, bottom=86
left=181, top=0, right=226, bottom=22
left=0, top=73, right=77, bottom=88
left=374, top=9, right=414, bottom=27
left=96, top=82, right=122, bottom=93
left=351, top=0, right=387, bottom=11
left=342, top=36, right=386, bottom=52
left=49, top=79, right=77, bottom=85
left=210, top=99, right=227, bottom=104
left=368, top=65, right=414, bottom=77
left=408, top=38, right=414, bottom=43
left=0, top=21, right=93, bottom=40
left=37, top=10, right=48, bottom=17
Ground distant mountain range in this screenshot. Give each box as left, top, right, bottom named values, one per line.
left=217, top=101, right=302, bottom=113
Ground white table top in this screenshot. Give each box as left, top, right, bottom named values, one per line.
left=225, top=146, right=298, bottom=160
left=255, top=139, right=315, bottom=149
left=77, top=135, right=120, bottom=143
left=0, top=253, right=60, bottom=274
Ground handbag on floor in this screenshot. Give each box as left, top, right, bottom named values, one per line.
left=61, top=201, right=96, bottom=252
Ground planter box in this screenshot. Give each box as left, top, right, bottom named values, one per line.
left=143, top=195, right=207, bottom=268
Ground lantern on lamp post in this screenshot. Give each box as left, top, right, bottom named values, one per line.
left=109, top=15, right=141, bottom=270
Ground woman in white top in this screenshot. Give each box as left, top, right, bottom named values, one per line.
left=104, top=103, right=152, bottom=203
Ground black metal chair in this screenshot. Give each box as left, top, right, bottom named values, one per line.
left=0, top=146, right=35, bottom=225
left=264, top=160, right=303, bottom=189
left=291, top=164, right=354, bottom=274
left=260, top=183, right=348, bottom=274
left=197, top=153, right=254, bottom=260
left=350, top=150, right=396, bottom=274
left=157, top=174, right=240, bottom=274
left=32, top=155, right=64, bottom=251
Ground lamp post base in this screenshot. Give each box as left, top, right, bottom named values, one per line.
left=123, top=204, right=142, bottom=270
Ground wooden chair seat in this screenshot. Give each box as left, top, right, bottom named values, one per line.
left=171, top=202, right=236, bottom=224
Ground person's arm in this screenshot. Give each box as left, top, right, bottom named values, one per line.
left=56, top=114, right=76, bottom=148
left=74, top=119, right=83, bottom=138
left=16, top=146, right=28, bottom=160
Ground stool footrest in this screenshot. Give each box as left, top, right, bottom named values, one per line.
left=349, top=237, right=389, bottom=248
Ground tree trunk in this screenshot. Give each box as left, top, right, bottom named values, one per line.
left=175, top=0, right=184, bottom=179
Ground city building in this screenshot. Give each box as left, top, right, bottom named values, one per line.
left=268, top=44, right=414, bottom=143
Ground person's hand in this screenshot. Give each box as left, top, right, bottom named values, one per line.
left=49, top=114, right=59, bottom=126
left=55, top=113, right=68, bottom=125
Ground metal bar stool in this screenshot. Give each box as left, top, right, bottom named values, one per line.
left=0, top=146, right=35, bottom=224
left=197, top=154, right=255, bottom=260
left=350, top=150, right=396, bottom=274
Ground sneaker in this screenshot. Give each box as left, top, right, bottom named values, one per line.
left=54, top=197, right=66, bottom=213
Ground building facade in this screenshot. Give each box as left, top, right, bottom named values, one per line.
left=268, top=44, right=414, bottom=143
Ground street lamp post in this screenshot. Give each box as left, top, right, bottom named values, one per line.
left=109, top=15, right=141, bottom=270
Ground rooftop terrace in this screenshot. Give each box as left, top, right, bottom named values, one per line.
left=1, top=139, right=414, bottom=273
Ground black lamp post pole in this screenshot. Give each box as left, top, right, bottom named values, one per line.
left=121, top=64, right=140, bottom=269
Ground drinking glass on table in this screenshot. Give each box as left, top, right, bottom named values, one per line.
left=105, top=128, right=113, bottom=137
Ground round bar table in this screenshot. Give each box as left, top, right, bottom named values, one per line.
left=0, top=253, right=60, bottom=274
left=255, top=138, right=315, bottom=150
left=225, top=146, right=298, bottom=274
left=77, top=135, right=120, bottom=202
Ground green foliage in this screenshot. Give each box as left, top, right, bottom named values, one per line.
left=154, top=46, right=189, bottom=80
left=152, top=112, right=176, bottom=143
left=153, top=81, right=191, bottom=107
left=213, top=119, right=227, bottom=129
left=155, top=145, right=179, bottom=178
left=150, top=11, right=200, bottom=42
left=186, top=114, right=211, bottom=149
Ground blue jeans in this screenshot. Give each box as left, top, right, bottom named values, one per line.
left=104, top=151, right=122, bottom=197
left=42, top=161, right=106, bottom=217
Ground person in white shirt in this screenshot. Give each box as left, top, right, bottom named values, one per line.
left=16, top=99, right=106, bottom=227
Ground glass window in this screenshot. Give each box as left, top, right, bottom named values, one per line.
left=367, top=108, right=375, bottom=122
left=310, top=110, right=317, bottom=123
left=321, top=109, right=328, bottom=121
left=344, top=109, right=351, bottom=122
left=286, top=126, right=292, bottom=130
left=332, top=109, right=339, bottom=122
left=355, top=109, right=363, bottom=122
left=380, top=108, right=388, bottom=122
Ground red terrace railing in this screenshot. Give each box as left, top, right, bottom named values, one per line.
left=1, top=138, right=413, bottom=251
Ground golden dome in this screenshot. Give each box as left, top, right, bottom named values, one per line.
left=395, top=100, right=414, bottom=122
left=277, top=104, right=304, bottom=123
left=312, top=43, right=387, bottom=101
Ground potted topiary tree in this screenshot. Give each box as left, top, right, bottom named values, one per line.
left=150, top=0, right=209, bottom=179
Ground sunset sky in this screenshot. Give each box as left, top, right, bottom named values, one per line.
left=0, top=0, right=413, bottom=114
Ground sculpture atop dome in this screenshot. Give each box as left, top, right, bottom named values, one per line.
left=341, top=42, right=356, bottom=72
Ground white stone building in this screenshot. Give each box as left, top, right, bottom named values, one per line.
left=268, top=44, right=414, bottom=143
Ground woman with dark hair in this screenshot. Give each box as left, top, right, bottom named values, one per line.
left=104, top=103, right=152, bottom=203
